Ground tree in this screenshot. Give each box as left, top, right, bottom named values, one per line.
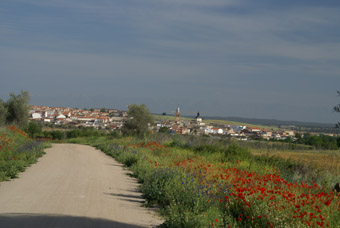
left=122, top=104, right=154, bottom=138
left=100, top=108, right=107, bottom=113
left=0, top=99, right=7, bottom=126
left=6, top=90, right=30, bottom=127
left=334, top=90, right=340, bottom=128
left=25, top=121, right=42, bottom=138
left=159, top=126, right=170, bottom=134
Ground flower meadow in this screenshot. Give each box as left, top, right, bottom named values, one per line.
left=69, top=136, right=340, bottom=228
left=0, top=126, right=48, bottom=181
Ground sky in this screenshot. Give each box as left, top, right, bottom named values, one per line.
left=1, top=0, right=340, bottom=123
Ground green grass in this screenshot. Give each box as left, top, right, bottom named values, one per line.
left=202, top=119, right=278, bottom=130
left=0, top=126, right=49, bottom=181
left=252, top=148, right=340, bottom=175
left=68, top=135, right=340, bottom=228
left=153, top=115, right=194, bottom=121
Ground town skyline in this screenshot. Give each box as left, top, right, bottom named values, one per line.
left=27, top=104, right=300, bottom=140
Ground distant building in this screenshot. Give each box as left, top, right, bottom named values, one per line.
left=31, top=113, right=42, bottom=119
left=175, top=106, right=180, bottom=122
left=195, top=112, right=202, bottom=123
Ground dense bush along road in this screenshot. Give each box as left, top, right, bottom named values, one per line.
left=0, top=144, right=163, bottom=228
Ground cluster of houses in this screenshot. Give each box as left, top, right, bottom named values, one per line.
left=155, top=112, right=296, bottom=141
left=29, top=105, right=127, bottom=129
left=29, top=105, right=296, bottom=140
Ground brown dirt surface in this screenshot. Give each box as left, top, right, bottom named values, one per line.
left=0, top=144, right=163, bottom=228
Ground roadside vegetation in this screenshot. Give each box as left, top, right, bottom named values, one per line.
left=63, top=103, right=340, bottom=227
left=0, top=91, right=50, bottom=181
left=0, top=126, right=48, bottom=181
left=66, top=133, right=340, bottom=228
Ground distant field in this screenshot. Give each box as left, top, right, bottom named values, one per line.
left=153, top=114, right=276, bottom=130
left=153, top=115, right=194, bottom=122
left=202, top=119, right=278, bottom=130
left=252, top=148, right=340, bottom=175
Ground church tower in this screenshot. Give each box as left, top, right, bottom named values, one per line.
left=195, top=112, right=202, bottom=123
left=175, top=106, right=180, bottom=122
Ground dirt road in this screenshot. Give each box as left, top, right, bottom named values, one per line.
left=0, top=144, right=163, bottom=228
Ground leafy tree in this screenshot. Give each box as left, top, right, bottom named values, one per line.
left=0, top=99, right=7, bottom=126
left=6, top=90, right=30, bottom=127
left=295, top=133, right=302, bottom=140
left=100, top=108, right=107, bottom=113
left=159, top=126, right=170, bottom=134
left=334, top=90, right=340, bottom=128
left=25, top=121, right=42, bottom=138
left=50, top=130, right=65, bottom=140
left=122, top=104, right=154, bottom=138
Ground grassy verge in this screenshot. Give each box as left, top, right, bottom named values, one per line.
left=251, top=149, right=340, bottom=176
left=67, top=136, right=340, bottom=228
left=0, top=126, right=50, bottom=181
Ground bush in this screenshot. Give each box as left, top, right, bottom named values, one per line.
left=141, top=168, right=179, bottom=206
left=0, top=126, right=47, bottom=181
left=25, top=121, right=42, bottom=138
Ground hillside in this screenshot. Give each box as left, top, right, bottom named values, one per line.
left=208, top=116, right=340, bottom=133
left=154, top=114, right=340, bottom=133
left=210, top=116, right=334, bottom=128
left=153, top=115, right=275, bottom=130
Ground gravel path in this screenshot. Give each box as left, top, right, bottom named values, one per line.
left=0, top=144, right=163, bottom=228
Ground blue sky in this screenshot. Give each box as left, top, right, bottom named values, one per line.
left=1, top=0, right=340, bottom=123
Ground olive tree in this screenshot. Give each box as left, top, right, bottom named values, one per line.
left=122, top=104, right=154, bottom=138
left=0, top=99, right=7, bottom=126
left=6, top=90, right=30, bottom=127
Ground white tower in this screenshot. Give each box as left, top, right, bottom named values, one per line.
left=175, top=106, right=180, bottom=121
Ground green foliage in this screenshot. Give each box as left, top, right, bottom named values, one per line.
left=25, top=121, right=42, bottom=138
left=66, top=134, right=340, bottom=228
left=39, top=127, right=108, bottom=141
left=0, top=99, right=7, bottom=126
left=141, top=168, right=179, bottom=206
left=121, top=104, right=154, bottom=138
left=0, top=126, right=48, bottom=181
left=5, top=90, right=30, bottom=127
left=223, top=143, right=250, bottom=158
left=66, top=127, right=102, bottom=138
left=159, top=126, right=170, bottom=134
left=48, top=130, right=65, bottom=140
left=295, top=133, right=339, bottom=150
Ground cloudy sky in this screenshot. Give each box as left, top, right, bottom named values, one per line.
left=1, top=0, right=340, bottom=123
